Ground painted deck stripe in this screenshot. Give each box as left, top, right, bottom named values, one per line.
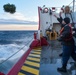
left=23, top=63, right=39, bottom=70
left=24, top=60, right=40, bottom=67
left=31, top=51, right=41, bottom=54
left=26, top=59, right=40, bottom=63
left=19, top=70, right=34, bottom=75
left=31, top=50, right=41, bottom=53
left=18, top=47, right=41, bottom=75
left=18, top=72, right=26, bottom=75
left=29, top=54, right=40, bottom=57
left=30, top=52, right=40, bottom=55
left=29, top=55, right=40, bottom=59
left=32, top=49, right=41, bottom=51
left=27, top=57, right=40, bottom=62
left=33, top=50, right=41, bottom=52
left=33, top=48, right=41, bottom=50
left=21, top=66, right=39, bottom=75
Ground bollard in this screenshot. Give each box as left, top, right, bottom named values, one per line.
left=34, top=32, right=37, bottom=39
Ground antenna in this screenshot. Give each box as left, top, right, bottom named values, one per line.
left=43, top=5, right=45, bottom=7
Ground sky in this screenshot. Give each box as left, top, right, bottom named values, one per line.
left=0, top=0, right=74, bottom=30
left=0, top=0, right=73, bottom=22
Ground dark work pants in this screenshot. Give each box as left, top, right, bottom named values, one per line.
left=62, top=45, right=76, bottom=66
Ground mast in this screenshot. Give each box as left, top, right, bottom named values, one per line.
left=73, top=0, right=75, bottom=12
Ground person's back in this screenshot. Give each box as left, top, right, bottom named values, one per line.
left=60, top=24, right=74, bottom=46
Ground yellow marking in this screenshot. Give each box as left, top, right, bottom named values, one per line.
left=32, top=50, right=41, bottom=53
left=35, top=50, right=41, bottom=51
left=33, top=48, right=41, bottom=50
left=31, top=52, right=41, bottom=54
left=27, top=57, right=40, bottom=62
left=29, top=54, right=40, bottom=57
left=25, top=60, right=40, bottom=67
left=33, top=47, right=41, bottom=49
left=18, top=47, right=41, bottom=75
left=21, top=66, right=39, bottom=75
left=18, top=72, right=25, bottom=75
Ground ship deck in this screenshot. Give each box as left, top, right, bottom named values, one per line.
left=40, top=40, right=76, bottom=75
left=18, top=40, right=76, bottom=75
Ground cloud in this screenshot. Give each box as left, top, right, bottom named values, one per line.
left=0, top=12, right=38, bottom=22
left=0, top=19, right=38, bottom=25
left=0, top=12, right=38, bottom=25
left=27, top=16, right=38, bottom=22
left=0, top=12, right=27, bottom=20
left=7, top=12, right=27, bottom=20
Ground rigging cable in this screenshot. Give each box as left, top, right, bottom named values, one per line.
left=0, top=37, right=33, bottom=65
left=68, top=1, right=73, bottom=6
left=0, top=45, right=26, bottom=65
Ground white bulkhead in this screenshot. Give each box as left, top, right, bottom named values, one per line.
left=39, top=6, right=76, bottom=38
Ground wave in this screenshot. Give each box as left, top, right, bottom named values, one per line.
left=0, top=56, right=21, bottom=74
left=0, top=31, right=35, bottom=74
left=0, top=42, right=29, bottom=74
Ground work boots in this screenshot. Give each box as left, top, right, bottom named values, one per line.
left=57, top=65, right=67, bottom=72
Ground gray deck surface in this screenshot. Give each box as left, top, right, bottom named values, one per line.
left=39, top=40, right=76, bottom=75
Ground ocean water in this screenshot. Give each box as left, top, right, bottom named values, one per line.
left=0, top=31, right=36, bottom=74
